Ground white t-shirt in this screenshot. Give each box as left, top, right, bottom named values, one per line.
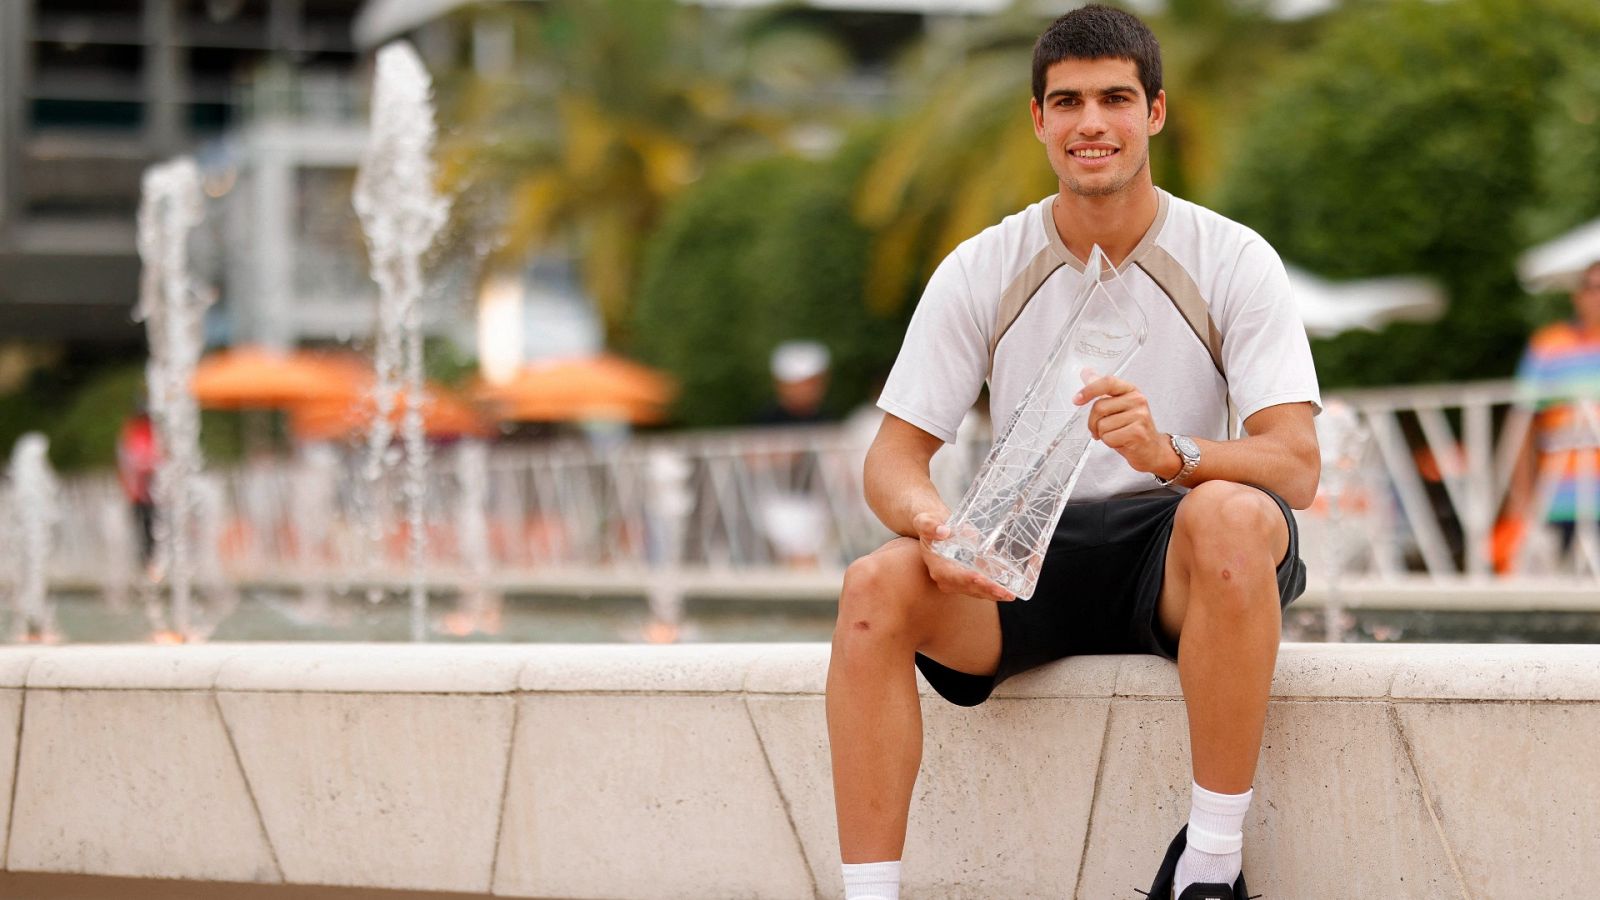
left=878, top=189, right=1322, bottom=503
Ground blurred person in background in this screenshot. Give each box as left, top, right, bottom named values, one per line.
left=116, top=406, right=160, bottom=568
left=826, top=7, right=1320, bottom=900
left=755, top=340, right=834, bottom=566
left=757, top=340, right=832, bottom=425
left=1499, top=260, right=1600, bottom=570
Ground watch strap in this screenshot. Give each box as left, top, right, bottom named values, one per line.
left=1154, top=433, right=1199, bottom=488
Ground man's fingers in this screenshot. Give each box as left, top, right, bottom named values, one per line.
left=1097, top=419, right=1151, bottom=449
left=961, top=567, right=1013, bottom=600
left=912, top=512, right=951, bottom=542
left=1088, top=391, right=1146, bottom=417
left=924, top=552, right=1012, bottom=601
left=1073, top=374, right=1134, bottom=405
left=962, top=575, right=1012, bottom=601
left=1085, top=392, right=1144, bottom=424
left=1093, top=410, right=1147, bottom=442
left=1086, top=392, right=1148, bottom=438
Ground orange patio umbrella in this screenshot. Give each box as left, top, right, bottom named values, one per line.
left=191, top=347, right=366, bottom=410
left=477, top=354, right=677, bottom=425
left=290, top=384, right=496, bottom=442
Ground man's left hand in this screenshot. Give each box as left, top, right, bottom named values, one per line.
left=1074, top=372, right=1178, bottom=478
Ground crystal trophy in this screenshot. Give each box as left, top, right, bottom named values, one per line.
left=932, top=246, right=1148, bottom=599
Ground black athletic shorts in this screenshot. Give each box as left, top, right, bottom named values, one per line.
left=914, top=485, right=1307, bottom=708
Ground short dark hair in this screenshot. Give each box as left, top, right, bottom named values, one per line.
left=1032, top=5, right=1163, bottom=107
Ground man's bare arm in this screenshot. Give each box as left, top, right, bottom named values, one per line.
left=863, top=413, right=949, bottom=538
left=863, top=413, right=1014, bottom=600
left=1166, top=403, right=1321, bottom=508
left=1076, top=373, right=1321, bottom=509
left=1502, top=425, right=1538, bottom=522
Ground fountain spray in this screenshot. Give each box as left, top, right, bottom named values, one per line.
left=449, top=439, right=501, bottom=635
left=7, top=433, right=60, bottom=641
left=133, top=157, right=210, bottom=639
left=353, top=42, right=451, bottom=641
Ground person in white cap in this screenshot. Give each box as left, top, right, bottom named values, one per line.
left=758, top=340, right=832, bottom=425
left=753, top=340, right=835, bottom=565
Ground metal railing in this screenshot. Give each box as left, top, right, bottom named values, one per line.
left=1322, top=380, right=1600, bottom=583
left=20, top=382, right=1600, bottom=607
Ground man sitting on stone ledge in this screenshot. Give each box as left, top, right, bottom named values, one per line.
left=825, top=7, right=1321, bottom=899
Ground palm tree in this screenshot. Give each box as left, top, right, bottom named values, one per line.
left=853, top=10, right=1055, bottom=315
left=1154, top=0, right=1323, bottom=202
left=436, top=0, right=852, bottom=342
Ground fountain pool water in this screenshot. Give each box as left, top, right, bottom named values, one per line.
left=23, top=588, right=839, bottom=645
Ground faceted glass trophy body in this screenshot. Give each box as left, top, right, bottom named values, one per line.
left=932, top=246, right=1148, bottom=599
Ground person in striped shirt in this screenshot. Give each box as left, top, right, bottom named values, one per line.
left=1503, top=260, right=1600, bottom=562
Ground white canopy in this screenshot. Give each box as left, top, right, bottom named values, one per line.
left=1517, top=217, right=1600, bottom=293
left=1286, top=266, right=1446, bottom=339
left=355, top=0, right=468, bottom=50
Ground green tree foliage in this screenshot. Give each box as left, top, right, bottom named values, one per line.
left=2, top=362, right=242, bottom=473
left=43, top=363, right=147, bottom=471
left=1217, top=0, right=1600, bottom=388
left=853, top=10, right=1057, bottom=317
left=1525, top=44, right=1600, bottom=244
left=438, top=0, right=853, bottom=343
left=631, top=141, right=905, bottom=426
left=1521, top=46, right=1600, bottom=325
left=0, top=389, right=60, bottom=469
left=1152, top=0, right=1322, bottom=204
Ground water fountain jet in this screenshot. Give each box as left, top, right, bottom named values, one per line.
left=134, top=157, right=210, bottom=640
left=6, top=433, right=60, bottom=642
left=353, top=42, right=452, bottom=642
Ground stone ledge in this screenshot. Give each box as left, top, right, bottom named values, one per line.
left=0, top=643, right=1594, bottom=899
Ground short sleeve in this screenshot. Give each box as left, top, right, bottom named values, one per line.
left=1513, top=324, right=1579, bottom=411
left=1217, top=240, right=1323, bottom=422
left=877, top=250, right=990, bottom=443
left=1513, top=341, right=1542, bottom=410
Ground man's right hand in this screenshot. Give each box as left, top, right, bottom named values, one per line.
left=911, top=511, right=1015, bottom=602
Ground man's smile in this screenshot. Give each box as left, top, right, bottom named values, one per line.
left=1068, top=143, right=1121, bottom=164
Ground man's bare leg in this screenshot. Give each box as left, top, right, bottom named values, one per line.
left=1157, top=481, right=1290, bottom=891
left=827, top=537, right=1003, bottom=863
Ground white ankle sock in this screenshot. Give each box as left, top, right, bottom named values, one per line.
left=842, top=860, right=901, bottom=900
left=1175, top=782, right=1251, bottom=896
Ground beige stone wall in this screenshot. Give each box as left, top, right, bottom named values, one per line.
left=0, top=642, right=1594, bottom=899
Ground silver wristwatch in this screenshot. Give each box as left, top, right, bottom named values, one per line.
left=1155, top=433, right=1200, bottom=487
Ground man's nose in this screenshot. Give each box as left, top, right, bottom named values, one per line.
left=1077, top=101, right=1110, bottom=137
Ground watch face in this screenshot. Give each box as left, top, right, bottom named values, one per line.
left=1174, top=434, right=1200, bottom=460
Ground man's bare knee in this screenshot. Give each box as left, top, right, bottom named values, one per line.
left=836, top=540, right=924, bottom=646
left=1175, top=482, right=1283, bottom=563
left=1171, top=483, right=1284, bottom=624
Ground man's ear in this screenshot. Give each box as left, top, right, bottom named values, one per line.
left=1147, top=89, right=1167, bottom=136
left=1030, top=96, right=1046, bottom=142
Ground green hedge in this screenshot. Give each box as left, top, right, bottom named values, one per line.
left=631, top=138, right=908, bottom=426
left=1217, top=0, right=1600, bottom=388
left=0, top=361, right=243, bottom=474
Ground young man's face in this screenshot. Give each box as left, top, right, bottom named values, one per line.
left=1030, top=57, right=1166, bottom=199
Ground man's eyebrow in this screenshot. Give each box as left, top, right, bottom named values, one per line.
left=1044, top=84, right=1140, bottom=100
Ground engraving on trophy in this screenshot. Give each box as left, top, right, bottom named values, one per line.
left=1075, top=327, right=1127, bottom=358
left=931, top=246, right=1148, bottom=599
